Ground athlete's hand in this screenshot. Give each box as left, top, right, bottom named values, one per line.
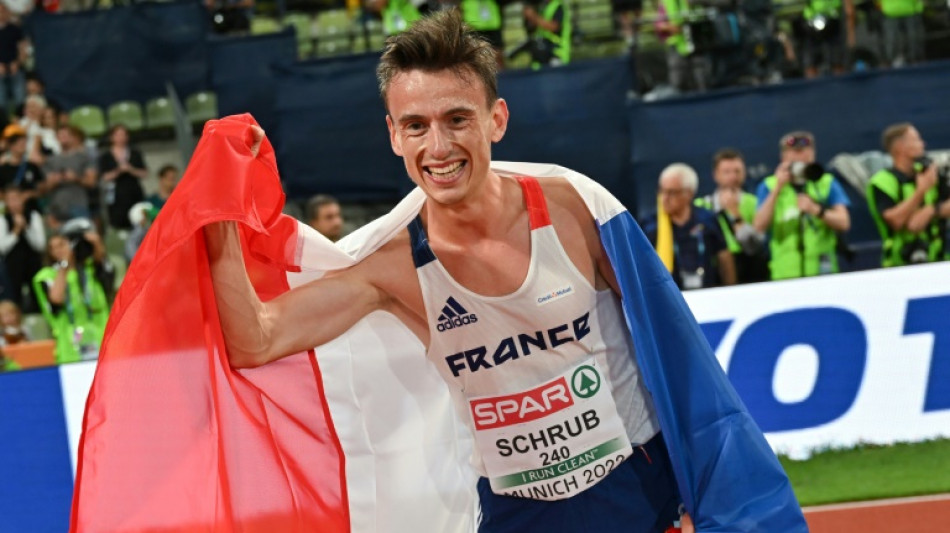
left=248, top=125, right=265, bottom=158
left=681, top=511, right=695, bottom=533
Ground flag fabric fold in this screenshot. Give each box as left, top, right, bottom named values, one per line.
left=72, top=115, right=805, bottom=533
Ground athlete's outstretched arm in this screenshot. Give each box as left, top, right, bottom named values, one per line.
left=204, top=222, right=387, bottom=368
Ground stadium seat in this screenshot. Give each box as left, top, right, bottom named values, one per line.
left=68, top=105, right=107, bottom=138
left=145, top=97, right=175, bottom=130
left=22, top=314, right=52, bottom=341
left=314, top=9, right=353, bottom=57
left=106, top=100, right=145, bottom=132
left=351, top=19, right=386, bottom=53
left=282, top=12, right=315, bottom=58
left=185, top=91, right=218, bottom=126
left=250, top=16, right=282, bottom=35
left=503, top=2, right=524, bottom=28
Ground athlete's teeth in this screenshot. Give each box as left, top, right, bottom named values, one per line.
left=431, top=162, right=462, bottom=175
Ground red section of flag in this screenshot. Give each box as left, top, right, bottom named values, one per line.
left=469, top=376, right=574, bottom=430
left=70, top=115, right=349, bottom=533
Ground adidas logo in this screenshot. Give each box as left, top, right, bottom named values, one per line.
left=436, top=296, right=478, bottom=332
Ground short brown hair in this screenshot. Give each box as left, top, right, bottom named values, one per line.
left=712, top=148, right=744, bottom=169
left=376, top=10, right=499, bottom=110
left=881, top=122, right=913, bottom=153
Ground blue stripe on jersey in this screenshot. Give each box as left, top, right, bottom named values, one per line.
left=408, top=216, right=436, bottom=268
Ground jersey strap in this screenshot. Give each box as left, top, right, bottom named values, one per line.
left=517, top=176, right=552, bottom=230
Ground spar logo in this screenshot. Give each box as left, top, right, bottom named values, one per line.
left=437, top=296, right=478, bottom=332
left=571, top=365, right=600, bottom=399
left=470, top=377, right=575, bottom=430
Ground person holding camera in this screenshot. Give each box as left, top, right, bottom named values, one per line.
left=867, top=123, right=950, bottom=267
left=753, top=131, right=851, bottom=280
left=695, top=148, right=769, bottom=283
left=32, top=219, right=111, bottom=364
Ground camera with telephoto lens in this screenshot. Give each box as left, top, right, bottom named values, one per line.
left=901, top=239, right=931, bottom=265
left=60, top=218, right=96, bottom=264
left=789, top=161, right=825, bottom=189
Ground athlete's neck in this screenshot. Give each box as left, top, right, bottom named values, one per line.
left=423, top=172, right=520, bottom=243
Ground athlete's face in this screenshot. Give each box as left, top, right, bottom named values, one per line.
left=386, top=68, right=509, bottom=206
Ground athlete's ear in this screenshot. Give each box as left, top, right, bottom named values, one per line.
left=490, top=98, right=509, bottom=143
left=387, top=114, right=404, bottom=156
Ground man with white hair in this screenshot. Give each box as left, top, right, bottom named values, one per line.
left=642, top=163, right=736, bottom=290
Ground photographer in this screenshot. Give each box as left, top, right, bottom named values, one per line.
left=867, top=123, right=950, bottom=267
left=695, top=149, right=769, bottom=283
left=754, top=131, right=851, bottom=279
left=521, top=0, right=571, bottom=68
left=32, top=218, right=112, bottom=364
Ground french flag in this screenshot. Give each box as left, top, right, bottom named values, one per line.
left=71, top=115, right=805, bottom=532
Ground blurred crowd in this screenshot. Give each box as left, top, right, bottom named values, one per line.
left=642, top=123, right=949, bottom=291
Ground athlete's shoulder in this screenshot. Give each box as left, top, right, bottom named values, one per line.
left=536, top=176, right=596, bottom=226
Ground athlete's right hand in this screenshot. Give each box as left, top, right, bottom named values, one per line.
left=248, top=125, right=265, bottom=158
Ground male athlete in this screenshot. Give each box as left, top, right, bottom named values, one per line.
left=206, top=10, right=694, bottom=533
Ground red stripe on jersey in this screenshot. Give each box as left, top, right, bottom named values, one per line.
left=517, top=176, right=552, bottom=229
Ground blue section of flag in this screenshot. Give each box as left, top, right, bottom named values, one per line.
left=598, top=210, right=807, bottom=532
left=0, top=367, right=74, bottom=533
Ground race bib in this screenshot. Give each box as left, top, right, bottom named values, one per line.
left=468, top=359, right=632, bottom=501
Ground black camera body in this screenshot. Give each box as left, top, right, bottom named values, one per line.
left=60, top=218, right=96, bottom=265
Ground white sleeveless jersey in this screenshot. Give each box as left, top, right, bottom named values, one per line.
left=408, top=177, right=659, bottom=501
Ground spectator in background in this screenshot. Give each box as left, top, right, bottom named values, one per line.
left=0, top=124, right=44, bottom=196
left=0, top=4, right=25, bottom=114
left=880, top=0, right=924, bottom=67
left=521, top=0, right=571, bottom=68
left=126, top=164, right=180, bottom=260
left=456, top=0, right=504, bottom=65
left=754, top=131, right=851, bottom=279
left=366, top=0, right=422, bottom=36
left=99, top=124, right=147, bottom=231
left=656, top=0, right=709, bottom=92
left=642, top=163, right=736, bottom=290
left=0, top=299, right=25, bottom=372
left=0, top=184, right=44, bottom=311
left=44, top=124, right=97, bottom=230
left=306, top=194, right=345, bottom=242
left=20, top=95, right=61, bottom=156
left=612, top=0, right=642, bottom=47
left=145, top=164, right=180, bottom=211
left=695, top=149, right=769, bottom=283
left=0, top=299, right=28, bottom=346
left=867, top=123, right=950, bottom=267
left=33, top=219, right=111, bottom=363
left=800, top=0, right=855, bottom=77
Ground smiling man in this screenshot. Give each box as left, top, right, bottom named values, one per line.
left=198, top=10, right=807, bottom=533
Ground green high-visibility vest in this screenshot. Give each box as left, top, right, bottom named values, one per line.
left=2, top=356, right=20, bottom=371
left=661, top=0, right=693, bottom=56
left=762, top=174, right=840, bottom=280
left=695, top=191, right=758, bottom=254
left=460, top=0, right=502, bottom=31
left=32, top=261, right=110, bottom=364
left=383, top=0, right=422, bottom=36
left=880, top=0, right=923, bottom=18
left=804, top=0, right=841, bottom=20
left=533, top=0, right=572, bottom=67
left=866, top=168, right=944, bottom=267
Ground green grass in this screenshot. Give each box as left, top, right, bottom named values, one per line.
left=780, top=438, right=950, bottom=507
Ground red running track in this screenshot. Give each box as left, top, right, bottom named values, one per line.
left=804, top=494, right=950, bottom=532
